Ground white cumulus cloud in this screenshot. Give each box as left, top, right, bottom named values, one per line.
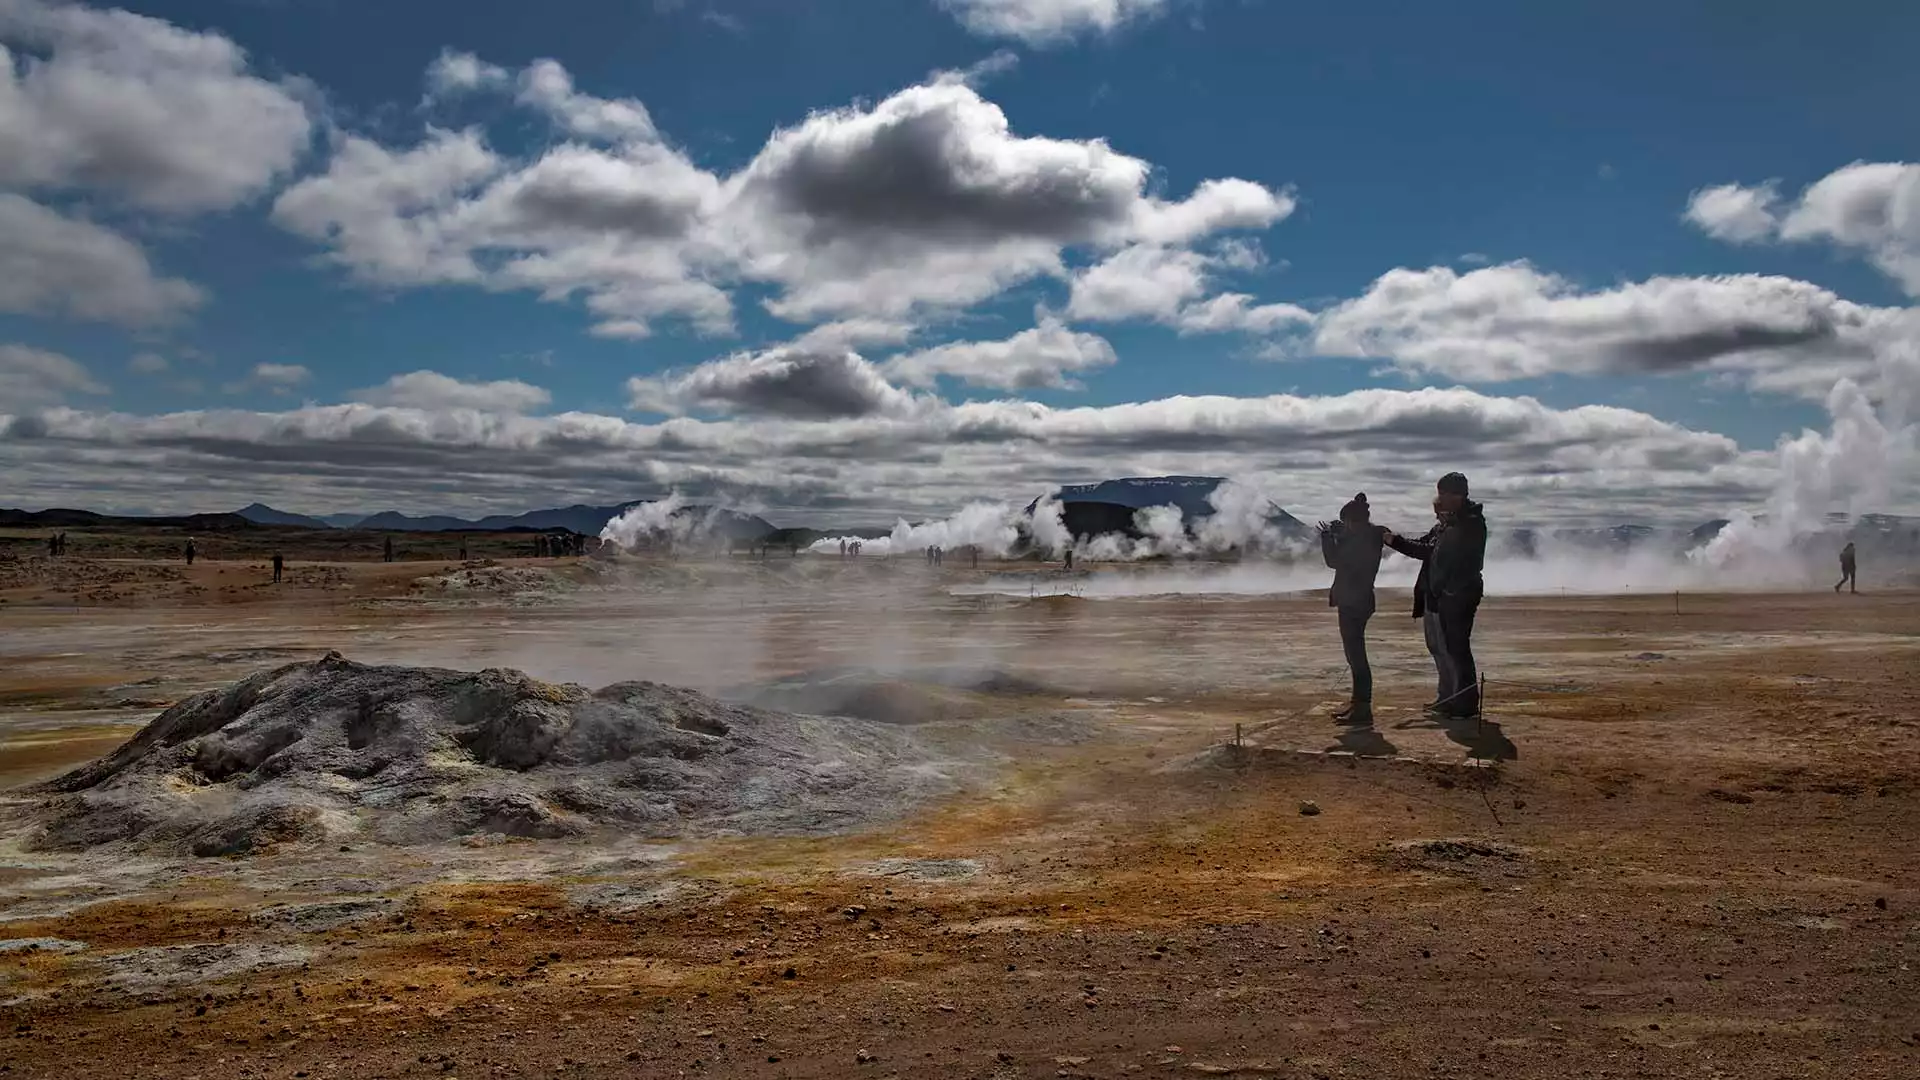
left=223, top=361, right=311, bottom=396
left=1687, top=162, right=1920, bottom=297
left=424, top=48, right=508, bottom=99
left=0, top=342, right=105, bottom=409
left=937, top=0, right=1173, bottom=46
left=278, top=61, right=1292, bottom=338
left=350, top=370, right=552, bottom=413
left=1066, top=242, right=1306, bottom=333
left=1300, top=261, right=1906, bottom=401
left=1683, top=181, right=1781, bottom=244
left=0, top=193, right=205, bottom=326
left=627, top=346, right=923, bottom=419
left=884, top=320, right=1117, bottom=390
left=0, top=0, right=312, bottom=213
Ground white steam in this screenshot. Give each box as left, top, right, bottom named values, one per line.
left=600, top=493, right=737, bottom=552
left=808, top=499, right=1027, bottom=558
left=801, top=481, right=1315, bottom=563
left=1699, top=333, right=1918, bottom=568
left=1194, top=478, right=1306, bottom=553
left=1027, top=495, right=1072, bottom=555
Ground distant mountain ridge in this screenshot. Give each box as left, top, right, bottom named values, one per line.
left=235, top=503, right=332, bottom=529
left=234, top=500, right=753, bottom=537
left=472, top=502, right=653, bottom=534
left=0, top=508, right=252, bottom=530
left=353, top=511, right=485, bottom=532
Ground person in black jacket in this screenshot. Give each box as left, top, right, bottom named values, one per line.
left=1384, top=472, right=1488, bottom=718
left=1319, top=493, right=1387, bottom=724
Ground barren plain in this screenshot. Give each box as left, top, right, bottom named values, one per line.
left=1, top=542, right=1915, bottom=1079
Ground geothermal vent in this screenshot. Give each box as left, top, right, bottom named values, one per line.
left=19, top=653, right=955, bottom=855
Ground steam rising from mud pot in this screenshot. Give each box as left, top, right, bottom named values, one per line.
left=599, top=493, right=738, bottom=553
left=1700, top=343, right=1918, bottom=566
left=1196, top=479, right=1308, bottom=553
left=808, top=498, right=1067, bottom=558
left=806, top=480, right=1308, bottom=561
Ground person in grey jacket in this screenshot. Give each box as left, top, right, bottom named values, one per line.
left=1319, top=493, right=1387, bottom=725
left=1384, top=472, right=1488, bottom=718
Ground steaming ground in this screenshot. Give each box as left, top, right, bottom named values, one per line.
left=14, top=653, right=1022, bottom=856
left=950, top=549, right=1894, bottom=599
left=2, top=552, right=1918, bottom=1078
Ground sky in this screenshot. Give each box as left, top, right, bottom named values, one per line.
left=0, top=0, right=1916, bottom=528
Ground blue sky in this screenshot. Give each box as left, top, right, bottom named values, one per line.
left=0, top=0, right=1915, bottom=524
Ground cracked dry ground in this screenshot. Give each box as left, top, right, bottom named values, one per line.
left=3, top=591, right=1919, bottom=1079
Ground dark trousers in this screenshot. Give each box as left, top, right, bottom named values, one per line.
left=1836, top=565, right=1856, bottom=592
left=1338, top=607, right=1373, bottom=703
left=1424, top=596, right=1480, bottom=714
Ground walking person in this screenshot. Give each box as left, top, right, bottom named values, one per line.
left=383, top=535, right=395, bottom=564
left=184, top=537, right=196, bottom=566
left=271, top=552, right=284, bottom=584
left=1319, top=493, right=1387, bottom=725
left=1385, top=472, right=1488, bottom=719
left=1835, top=541, right=1857, bottom=594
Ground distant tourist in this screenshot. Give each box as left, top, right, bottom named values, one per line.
left=458, top=537, right=469, bottom=561
left=383, top=535, right=394, bottom=563
left=47, top=534, right=58, bottom=557
left=1835, top=541, right=1857, bottom=594
left=1385, top=472, right=1488, bottom=719
left=184, top=538, right=197, bottom=566
left=271, top=552, right=284, bottom=583
left=1319, top=493, right=1387, bottom=726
